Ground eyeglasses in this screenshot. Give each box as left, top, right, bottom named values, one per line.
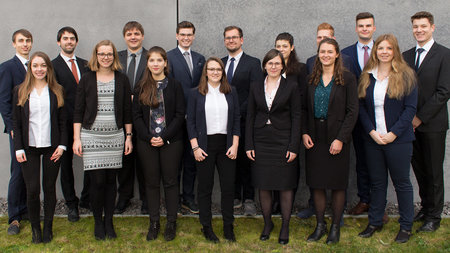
left=207, top=68, right=222, bottom=73
left=97, top=53, right=114, bottom=58
left=267, top=62, right=282, bottom=68
left=224, top=36, right=240, bottom=41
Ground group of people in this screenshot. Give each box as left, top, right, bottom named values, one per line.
left=0, top=10, right=448, bottom=246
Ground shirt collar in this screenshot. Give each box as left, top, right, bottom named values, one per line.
left=207, top=83, right=221, bottom=94
left=416, top=38, right=434, bottom=52
left=178, top=45, right=191, bottom=56
left=128, top=47, right=143, bottom=57
left=368, top=67, right=389, bottom=81
left=228, top=51, right=243, bottom=62
left=60, top=53, right=76, bottom=62
left=357, top=40, right=374, bottom=50
left=15, top=54, right=29, bottom=65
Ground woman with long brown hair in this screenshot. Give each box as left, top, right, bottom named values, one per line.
left=358, top=34, right=417, bottom=243
left=186, top=57, right=240, bottom=243
left=302, top=38, right=358, bottom=244
left=13, top=51, right=67, bottom=243
left=73, top=40, right=132, bottom=240
left=133, top=46, right=185, bottom=241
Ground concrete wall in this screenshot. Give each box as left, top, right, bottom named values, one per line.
left=0, top=0, right=449, bottom=205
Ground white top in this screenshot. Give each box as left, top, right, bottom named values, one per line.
left=264, top=76, right=281, bottom=124
left=60, top=53, right=81, bottom=80
left=225, top=50, right=243, bottom=74
left=357, top=40, right=373, bottom=70
left=369, top=68, right=388, bottom=135
left=205, top=83, right=228, bottom=135
left=415, top=38, right=434, bottom=68
left=16, top=86, right=66, bottom=155
left=15, top=53, right=28, bottom=70
left=178, top=45, right=193, bottom=70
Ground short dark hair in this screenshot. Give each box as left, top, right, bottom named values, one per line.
left=12, top=29, right=32, bottom=43
left=176, top=21, right=196, bottom=34
left=262, top=49, right=286, bottom=76
left=57, top=26, right=78, bottom=42
left=122, top=21, right=144, bottom=36
left=356, top=12, right=375, bottom=22
left=223, top=26, right=243, bottom=38
left=411, top=11, right=434, bottom=25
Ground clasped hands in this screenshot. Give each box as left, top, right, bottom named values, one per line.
left=369, top=130, right=397, bottom=145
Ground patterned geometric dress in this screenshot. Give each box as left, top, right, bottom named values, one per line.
left=80, top=79, right=124, bottom=170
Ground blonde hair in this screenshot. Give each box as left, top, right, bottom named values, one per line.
left=87, top=40, right=122, bottom=71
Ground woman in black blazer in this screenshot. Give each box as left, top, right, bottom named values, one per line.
left=133, top=46, right=185, bottom=241
left=73, top=40, right=132, bottom=240
left=302, top=38, right=358, bottom=244
left=13, top=52, right=67, bottom=243
left=186, top=57, right=240, bottom=243
left=246, top=49, right=301, bottom=245
left=358, top=34, right=417, bottom=243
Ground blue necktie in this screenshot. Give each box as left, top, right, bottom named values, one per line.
left=227, top=57, right=235, bottom=84
left=415, top=48, right=425, bottom=72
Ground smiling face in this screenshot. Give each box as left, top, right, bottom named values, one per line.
left=206, top=60, right=223, bottom=85
left=96, top=45, right=114, bottom=69
left=376, top=40, right=394, bottom=64
left=264, top=55, right=283, bottom=79
left=356, top=18, right=376, bottom=42
left=124, top=28, right=144, bottom=52
left=31, top=56, right=47, bottom=81
left=412, top=18, right=435, bottom=47
left=224, top=28, right=243, bottom=53
left=58, top=31, right=78, bottom=56
left=318, top=42, right=339, bottom=67
left=13, top=33, right=33, bottom=58
left=275, top=40, right=293, bottom=61
left=147, top=52, right=167, bottom=78
left=176, top=28, right=195, bottom=50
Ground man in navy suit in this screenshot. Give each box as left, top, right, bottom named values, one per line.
left=341, top=12, right=378, bottom=217
left=403, top=11, right=450, bottom=232
left=0, top=29, right=32, bottom=235
left=116, top=21, right=148, bottom=215
left=52, top=26, right=90, bottom=222
left=221, top=25, right=263, bottom=216
left=167, top=21, right=205, bottom=214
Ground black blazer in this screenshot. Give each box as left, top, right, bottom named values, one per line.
left=286, top=63, right=308, bottom=105
left=118, top=48, right=148, bottom=89
left=73, top=71, right=132, bottom=129
left=221, top=53, right=263, bottom=119
left=186, top=87, right=240, bottom=152
left=52, top=55, right=89, bottom=123
left=403, top=42, right=450, bottom=132
left=245, top=77, right=301, bottom=154
left=12, top=86, right=68, bottom=151
left=302, top=71, right=358, bottom=144
left=133, top=77, right=185, bottom=144
left=341, top=41, right=375, bottom=79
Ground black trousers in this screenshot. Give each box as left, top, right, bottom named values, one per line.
left=137, top=139, right=183, bottom=223
left=181, top=126, right=197, bottom=202
left=59, top=124, right=90, bottom=209
left=196, top=134, right=235, bottom=227
left=411, top=131, right=446, bottom=222
left=118, top=131, right=146, bottom=205
left=89, top=169, right=117, bottom=220
left=21, top=147, right=60, bottom=225
left=234, top=122, right=254, bottom=201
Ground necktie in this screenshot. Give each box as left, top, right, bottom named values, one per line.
left=69, top=59, right=79, bottom=84
left=227, top=57, right=235, bottom=84
left=183, top=51, right=193, bottom=76
left=24, top=61, right=28, bottom=70
left=127, top=53, right=136, bottom=87
left=363, top=45, right=369, bottom=67
left=415, top=48, right=425, bottom=72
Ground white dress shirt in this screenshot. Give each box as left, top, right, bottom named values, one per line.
left=16, top=53, right=28, bottom=70
left=357, top=40, right=373, bottom=70
left=415, top=38, right=434, bottom=68
left=60, top=53, right=81, bottom=80
left=225, top=51, right=243, bottom=74
left=205, top=83, right=228, bottom=135
left=369, top=68, right=388, bottom=135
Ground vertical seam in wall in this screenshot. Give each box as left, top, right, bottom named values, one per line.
left=176, top=0, right=179, bottom=46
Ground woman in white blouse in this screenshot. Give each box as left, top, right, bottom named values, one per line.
left=358, top=34, right=417, bottom=243
left=13, top=52, right=67, bottom=244
left=186, top=57, right=240, bottom=243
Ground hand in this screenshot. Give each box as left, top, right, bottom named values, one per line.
left=16, top=152, right=26, bottom=163
left=194, top=148, right=208, bottom=162
left=50, top=147, right=64, bottom=162
left=286, top=151, right=297, bottom=163
left=329, top=139, right=343, bottom=155
left=226, top=144, right=238, bottom=160
left=124, top=137, right=133, bottom=155
left=369, top=130, right=386, bottom=145
left=10, top=130, right=14, bottom=139
left=412, top=116, right=422, bottom=130
left=246, top=150, right=255, bottom=161
left=380, top=132, right=397, bottom=144
left=302, top=134, right=314, bottom=149
left=73, top=139, right=83, bottom=157
left=150, top=137, right=164, bottom=147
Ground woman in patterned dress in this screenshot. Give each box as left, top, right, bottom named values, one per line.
left=73, top=40, right=132, bottom=240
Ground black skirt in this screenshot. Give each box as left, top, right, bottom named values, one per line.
left=251, top=124, right=298, bottom=190
left=305, top=119, right=350, bottom=190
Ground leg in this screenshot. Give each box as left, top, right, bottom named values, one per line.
left=89, top=170, right=106, bottom=240
left=104, top=170, right=118, bottom=239
left=182, top=135, right=198, bottom=212
left=79, top=171, right=91, bottom=208
left=411, top=132, right=428, bottom=213
left=279, top=190, right=294, bottom=241
left=259, top=189, right=273, bottom=235
left=42, top=147, right=61, bottom=242
left=196, top=145, right=217, bottom=227
left=353, top=124, right=371, bottom=204
left=327, top=189, right=345, bottom=244
left=59, top=126, right=79, bottom=210
left=20, top=148, right=42, bottom=226
left=116, top=142, right=135, bottom=213
left=306, top=188, right=327, bottom=241
left=216, top=145, right=236, bottom=227
left=7, top=134, right=27, bottom=225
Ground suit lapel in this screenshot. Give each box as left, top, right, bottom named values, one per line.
left=119, top=51, right=127, bottom=74
left=76, top=57, right=87, bottom=75
left=175, top=48, right=192, bottom=79
left=231, top=53, right=246, bottom=84
left=13, top=56, right=26, bottom=76
left=417, top=43, right=438, bottom=74
left=269, top=78, right=285, bottom=112
left=58, top=55, right=78, bottom=84
left=49, top=90, right=57, bottom=115
left=328, top=80, right=338, bottom=105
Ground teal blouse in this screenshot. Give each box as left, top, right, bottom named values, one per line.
left=314, top=77, right=334, bottom=119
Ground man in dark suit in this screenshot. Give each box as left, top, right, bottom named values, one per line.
left=221, top=25, right=263, bottom=216
left=341, top=12, right=378, bottom=217
left=0, top=29, right=32, bottom=235
left=167, top=21, right=205, bottom=214
left=403, top=11, right=450, bottom=232
left=116, top=21, right=148, bottom=214
left=52, top=26, right=90, bottom=222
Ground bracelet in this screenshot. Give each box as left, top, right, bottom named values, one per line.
left=192, top=146, right=199, bottom=151
left=126, top=132, right=133, bottom=136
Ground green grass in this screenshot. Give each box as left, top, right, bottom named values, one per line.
left=0, top=216, right=449, bottom=253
